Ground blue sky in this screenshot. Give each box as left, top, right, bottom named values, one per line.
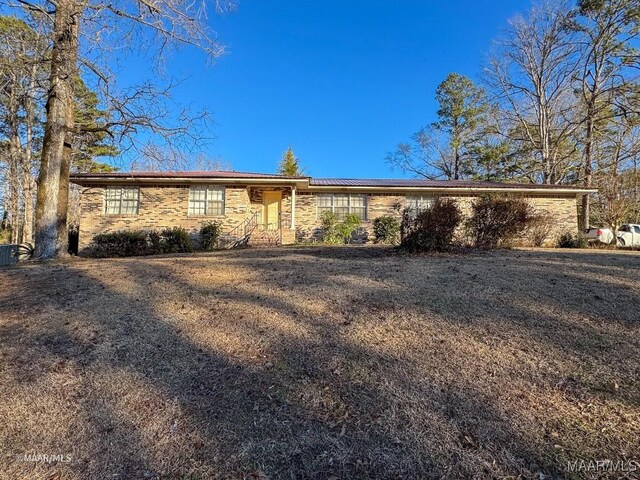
left=127, top=1, right=532, bottom=177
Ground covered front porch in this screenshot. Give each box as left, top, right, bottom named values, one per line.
left=222, top=185, right=299, bottom=247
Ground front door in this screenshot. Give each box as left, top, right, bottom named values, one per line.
left=263, top=191, right=281, bottom=230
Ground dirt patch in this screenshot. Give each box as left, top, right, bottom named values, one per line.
left=0, top=246, right=638, bottom=479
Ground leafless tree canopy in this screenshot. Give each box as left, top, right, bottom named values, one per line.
left=388, top=0, right=640, bottom=230
left=485, top=1, right=583, bottom=185
left=0, top=0, right=235, bottom=257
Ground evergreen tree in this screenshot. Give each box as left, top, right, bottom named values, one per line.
left=387, top=73, right=490, bottom=180
left=72, top=77, right=118, bottom=173
left=278, top=146, right=304, bottom=176
left=433, top=73, right=489, bottom=180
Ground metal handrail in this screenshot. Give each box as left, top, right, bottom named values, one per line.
left=260, top=222, right=279, bottom=231
left=219, top=211, right=260, bottom=246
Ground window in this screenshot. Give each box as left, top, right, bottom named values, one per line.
left=317, top=194, right=367, bottom=220
left=406, top=195, right=436, bottom=216
left=105, top=186, right=139, bottom=215
left=188, top=185, right=225, bottom=216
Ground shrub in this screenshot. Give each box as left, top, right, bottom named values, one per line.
left=200, top=221, right=222, bottom=251
left=528, top=213, right=554, bottom=247
left=148, top=230, right=162, bottom=253
left=89, top=228, right=194, bottom=257
left=320, top=211, right=341, bottom=244
left=373, top=215, right=400, bottom=244
left=90, top=230, right=152, bottom=257
left=401, top=198, right=462, bottom=252
left=337, top=213, right=362, bottom=244
left=557, top=232, right=589, bottom=249
left=465, top=195, right=536, bottom=249
left=159, top=227, right=193, bottom=253
left=320, top=211, right=362, bottom=244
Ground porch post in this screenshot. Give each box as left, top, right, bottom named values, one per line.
left=291, top=186, right=296, bottom=229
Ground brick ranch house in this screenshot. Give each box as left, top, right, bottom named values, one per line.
left=70, top=170, right=595, bottom=251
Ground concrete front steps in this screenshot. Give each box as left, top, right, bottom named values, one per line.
left=248, top=228, right=296, bottom=247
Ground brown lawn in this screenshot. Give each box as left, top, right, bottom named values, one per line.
left=0, top=246, right=638, bottom=479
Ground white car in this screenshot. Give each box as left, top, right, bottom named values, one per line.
left=616, top=224, right=640, bottom=247
left=585, top=224, right=640, bottom=247
left=585, top=226, right=615, bottom=244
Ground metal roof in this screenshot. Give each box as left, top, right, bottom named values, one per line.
left=70, top=170, right=305, bottom=180
left=69, top=170, right=595, bottom=192
left=309, top=178, right=587, bottom=190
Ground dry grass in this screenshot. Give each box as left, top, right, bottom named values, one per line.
left=0, top=246, right=638, bottom=479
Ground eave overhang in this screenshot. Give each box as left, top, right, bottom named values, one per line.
left=70, top=173, right=597, bottom=195
left=71, top=175, right=309, bottom=189
left=302, top=185, right=597, bottom=195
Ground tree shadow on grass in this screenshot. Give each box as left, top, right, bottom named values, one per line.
left=0, top=247, right=638, bottom=479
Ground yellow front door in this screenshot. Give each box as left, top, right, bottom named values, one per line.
left=263, top=191, right=281, bottom=230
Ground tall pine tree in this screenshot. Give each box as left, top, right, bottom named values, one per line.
left=432, top=73, right=489, bottom=180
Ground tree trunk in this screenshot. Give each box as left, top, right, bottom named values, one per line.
left=21, top=65, right=38, bottom=244
left=56, top=15, right=81, bottom=256
left=34, top=0, right=80, bottom=259
left=454, top=148, right=460, bottom=180
left=8, top=134, right=20, bottom=244
left=7, top=76, right=21, bottom=244
left=634, top=158, right=639, bottom=223
left=580, top=110, right=595, bottom=232
left=56, top=141, right=73, bottom=254
left=540, top=101, right=552, bottom=185
left=21, top=153, right=36, bottom=245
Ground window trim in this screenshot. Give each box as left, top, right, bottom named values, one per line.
left=104, top=186, right=140, bottom=215
left=187, top=185, right=226, bottom=217
left=316, top=193, right=367, bottom=220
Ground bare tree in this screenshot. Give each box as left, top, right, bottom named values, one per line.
left=22, top=61, right=42, bottom=243
left=0, top=15, right=48, bottom=244
left=2, top=70, right=21, bottom=244
left=592, top=106, right=640, bottom=231
left=129, top=146, right=231, bottom=172
left=573, top=0, right=640, bottom=229
left=386, top=128, right=457, bottom=180
left=8, top=0, right=233, bottom=258
left=486, top=1, right=582, bottom=184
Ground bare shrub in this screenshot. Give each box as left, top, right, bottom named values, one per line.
left=401, top=198, right=462, bottom=252
left=528, top=213, right=554, bottom=247
left=465, top=195, right=536, bottom=249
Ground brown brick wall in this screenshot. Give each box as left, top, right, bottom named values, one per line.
left=441, top=194, right=579, bottom=246
left=78, top=186, right=579, bottom=249
left=80, top=185, right=258, bottom=249
left=293, top=192, right=579, bottom=246
left=294, top=193, right=406, bottom=242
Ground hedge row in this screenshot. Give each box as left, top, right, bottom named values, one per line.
left=88, top=222, right=221, bottom=258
